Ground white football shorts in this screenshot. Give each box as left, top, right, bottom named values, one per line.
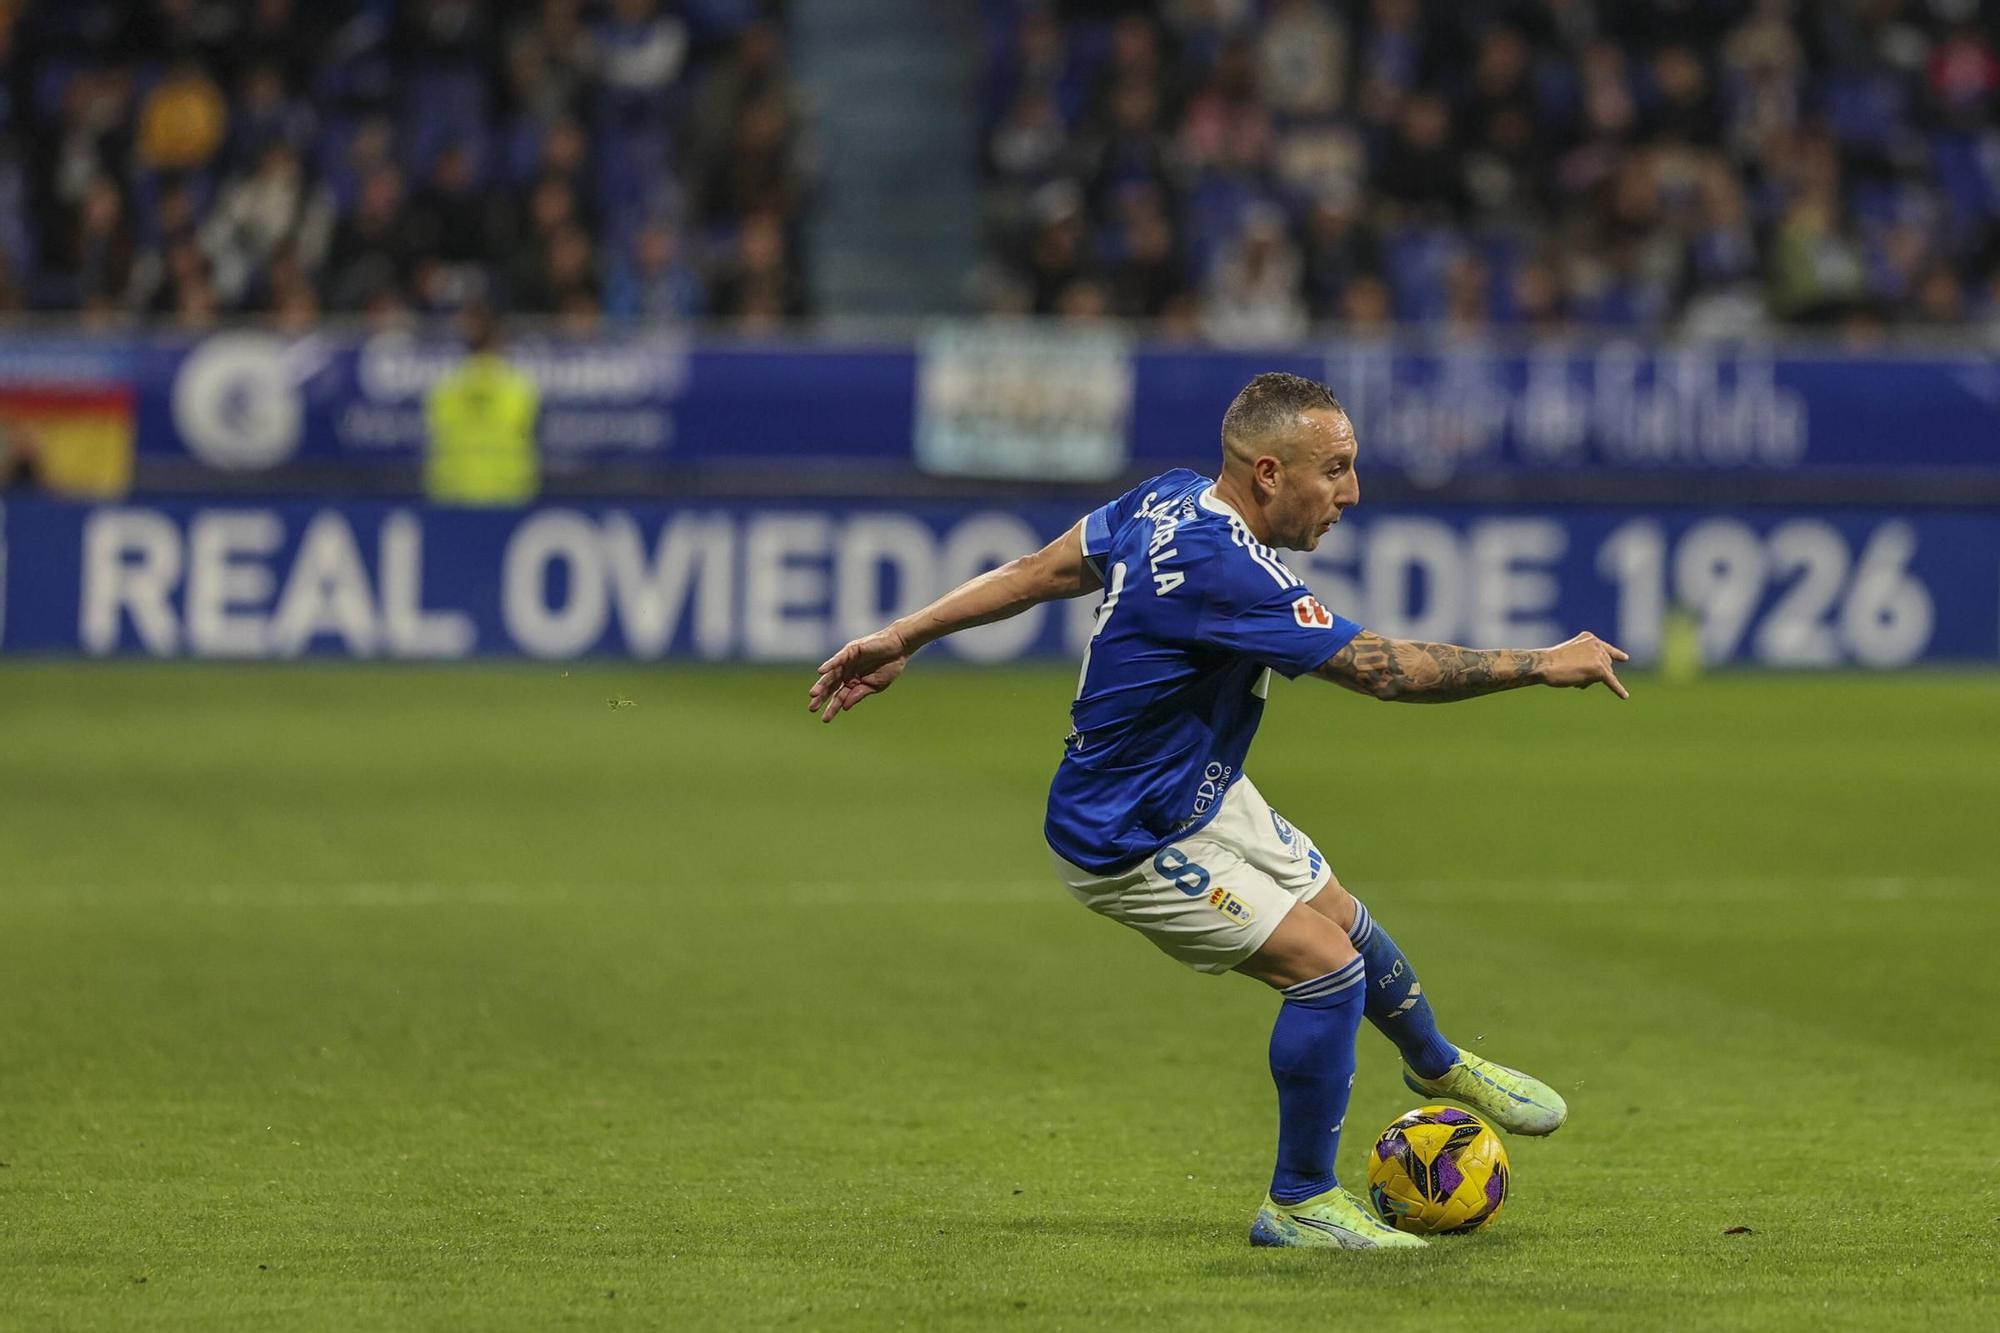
left=1050, top=774, right=1332, bottom=974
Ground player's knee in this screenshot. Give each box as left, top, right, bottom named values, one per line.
left=1307, top=878, right=1357, bottom=934
left=1238, top=900, right=1359, bottom=990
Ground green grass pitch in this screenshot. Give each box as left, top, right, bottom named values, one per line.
left=2, top=662, right=1996, bottom=1330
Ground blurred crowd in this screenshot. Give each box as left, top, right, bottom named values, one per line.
left=0, top=0, right=809, bottom=333
left=979, top=0, right=2000, bottom=341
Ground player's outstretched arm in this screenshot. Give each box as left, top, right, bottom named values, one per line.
left=1314, top=630, right=1630, bottom=703
left=807, top=520, right=1103, bottom=723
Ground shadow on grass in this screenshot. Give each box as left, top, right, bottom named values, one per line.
left=980, top=1212, right=1524, bottom=1269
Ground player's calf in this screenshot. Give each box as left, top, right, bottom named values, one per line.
left=1305, top=891, right=1459, bottom=1079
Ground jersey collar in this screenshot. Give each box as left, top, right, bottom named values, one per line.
left=1199, top=485, right=1251, bottom=526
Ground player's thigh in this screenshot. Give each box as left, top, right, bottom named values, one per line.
left=1052, top=834, right=1299, bottom=976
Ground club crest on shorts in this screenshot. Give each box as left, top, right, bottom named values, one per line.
left=1207, top=885, right=1255, bottom=925
left=1291, top=594, right=1334, bottom=628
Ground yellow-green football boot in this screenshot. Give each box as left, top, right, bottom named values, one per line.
left=1249, top=1188, right=1428, bottom=1250
left=1401, top=1049, right=1567, bottom=1136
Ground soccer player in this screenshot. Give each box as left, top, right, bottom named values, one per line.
left=807, top=373, right=1628, bottom=1250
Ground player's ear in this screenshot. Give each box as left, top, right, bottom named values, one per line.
left=1255, top=454, right=1283, bottom=496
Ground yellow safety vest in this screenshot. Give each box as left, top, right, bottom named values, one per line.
left=423, top=353, right=541, bottom=505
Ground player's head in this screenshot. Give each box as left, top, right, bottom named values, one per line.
left=1218, top=372, right=1358, bottom=551
left=462, top=303, right=502, bottom=353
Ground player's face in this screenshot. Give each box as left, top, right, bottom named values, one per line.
left=1276, top=409, right=1360, bottom=550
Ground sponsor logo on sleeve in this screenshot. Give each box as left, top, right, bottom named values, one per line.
left=1291, top=594, right=1334, bottom=628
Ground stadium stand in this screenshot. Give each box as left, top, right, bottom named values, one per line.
left=0, top=0, right=807, bottom=330
left=975, top=0, right=2000, bottom=341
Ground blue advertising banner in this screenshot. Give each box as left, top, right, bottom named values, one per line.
left=4, top=496, right=1994, bottom=666
left=4, top=331, right=1998, bottom=486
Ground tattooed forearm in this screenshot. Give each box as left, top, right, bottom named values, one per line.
left=1315, top=631, right=1545, bottom=703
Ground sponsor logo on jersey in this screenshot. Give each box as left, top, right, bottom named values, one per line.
left=1207, top=885, right=1256, bottom=925
left=1292, top=594, right=1335, bottom=628
left=1192, top=760, right=1233, bottom=817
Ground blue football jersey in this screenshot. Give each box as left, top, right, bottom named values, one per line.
left=1044, top=469, right=1363, bottom=874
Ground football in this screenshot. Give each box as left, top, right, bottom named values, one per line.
left=1366, top=1105, right=1510, bottom=1235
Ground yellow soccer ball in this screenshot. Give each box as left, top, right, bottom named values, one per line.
left=1365, top=1105, right=1510, bottom=1235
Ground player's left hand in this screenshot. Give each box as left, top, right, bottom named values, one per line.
left=808, top=629, right=911, bottom=722
left=1541, top=631, right=1631, bottom=699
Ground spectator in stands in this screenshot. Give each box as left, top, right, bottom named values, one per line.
left=67, top=174, right=133, bottom=318
left=540, top=223, right=602, bottom=316
left=1376, top=93, right=1461, bottom=224
left=605, top=219, right=701, bottom=323
left=200, top=140, right=333, bottom=307
left=989, top=86, right=1072, bottom=197
left=1912, top=263, right=1966, bottom=325
left=694, top=19, right=788, bottom=173
left=597, top=0, right=690, bottom=117
left=1645, top=45, right=1724, bottom=148
left=226, top=64, right=315, bottom=176
left=1508, top=258, right=1568, bottom=334
left=1257, top=0, right=1344, bottom=120
left=237, top=0, right=327, bottom=85
left=408, top=143, right=504, bottom=277
left=977, top=0, right=2000, bottom=339
left=1442, top=251, right=1491, bottom=335
left=0, top=423, right=44, bottom=492
left=698, top=88, right=796, bottom=223
left=266, top=245, right=322, bottom=334
left=1771, top=185, right=1867, bottom=323
left=1055, top=276, right=1113, bottom=326
left=1299, top=195, right=1380, bottom=321
left=135, top=59, right=227, bottom=174
left=1926, top=21, right=2000, bottom=130
left=1180, top=38, right=1271, bottom=177
left=164, top=237, right=220, bottom=330
left=1678, top=162, right=1764, bottom=339
left=1201, top=203, right=1306, bottom=346
left=1106, top=182, right=1185, bottom=320
left=1021, top=188, right=1094, bottom=315
left=1339, top=273, right=1393, bottom=333
left=3, top=0, right=801, bottom=327
left=326, top=166, right=416, bottom=313
left=709, top=206, right=803, bottom=327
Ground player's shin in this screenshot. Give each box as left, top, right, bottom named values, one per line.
left=1347, top=899, right=1459, bottom=1080
left=1267, top=958, right=1366, bottom=1205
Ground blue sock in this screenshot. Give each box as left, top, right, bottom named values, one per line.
left=1348, top=898, right=1459, bottom=1080
left=1267, top=957, right=1366, bottom=1206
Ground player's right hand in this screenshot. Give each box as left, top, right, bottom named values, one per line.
left=1540, top=632, right=1630, bottom=699
left=808, top=628, right=911, bottom=723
